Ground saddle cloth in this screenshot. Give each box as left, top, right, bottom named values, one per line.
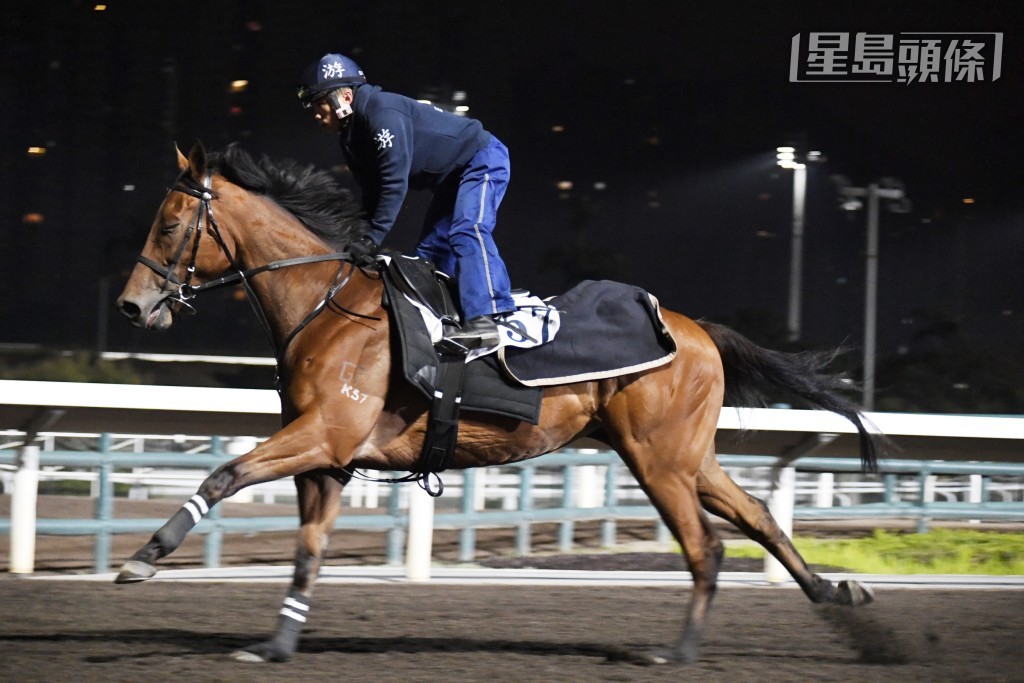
left=385, top=263, right=677, bottom=421
left=498, top=279, right=678, bottom=386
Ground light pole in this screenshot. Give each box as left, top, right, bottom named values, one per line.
left=776, top=147, right=824, bottom=342
left=834, top=177, right=910, bottom=410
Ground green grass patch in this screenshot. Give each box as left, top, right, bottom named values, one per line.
left=725, top=528, right=1024, bottom=575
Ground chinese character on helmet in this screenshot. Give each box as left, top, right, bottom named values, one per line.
left=297, top=53, right=367, bottom=107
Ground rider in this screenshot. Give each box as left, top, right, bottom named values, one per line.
left=297, top=52, right=516, bottom=349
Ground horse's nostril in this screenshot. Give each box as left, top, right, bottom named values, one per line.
left=118, top=300, right=141, bottom=320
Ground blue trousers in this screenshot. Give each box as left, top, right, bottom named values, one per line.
left=416, top=136, right=516, bottom=320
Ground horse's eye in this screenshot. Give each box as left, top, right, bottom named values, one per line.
left=160, top=223, right=180, bottom=235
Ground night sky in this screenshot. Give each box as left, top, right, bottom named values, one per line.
left=2, top=0, right=1022, bottom=361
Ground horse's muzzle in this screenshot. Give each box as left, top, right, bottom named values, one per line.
left=116, top=295, right=174, bottom=330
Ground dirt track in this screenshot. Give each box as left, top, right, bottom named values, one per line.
left=1, top=580, right=1021, bottom=682
left=2, top=496, right=1023, bottom=681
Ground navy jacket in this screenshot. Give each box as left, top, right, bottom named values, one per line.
left=339, top=84, right=492, bottom=243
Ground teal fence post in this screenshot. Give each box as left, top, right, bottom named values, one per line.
left=386, top=480, right=404, bottom=565
left=884, top=473, right=897, bottom=504
left=93, top=433, right=113, bottom=573
left=916, top=466, right=931, bottom=533
left=204, top=436, right=223, bottom=568
left=559, top=465, right=575, bottom=552
left=516, top=466, right=534, bottom=556
left=459, top=470, right=477, bottom=562
left=602, top=462, right=617, bottom=548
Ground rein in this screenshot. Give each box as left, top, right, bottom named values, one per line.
left=138, top=172, right=380, bottom=390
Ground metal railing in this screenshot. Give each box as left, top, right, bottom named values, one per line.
left=3, top=439, right=1024, bottom=574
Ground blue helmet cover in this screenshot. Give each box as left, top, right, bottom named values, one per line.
left=298, top=53, right=367, bottom=104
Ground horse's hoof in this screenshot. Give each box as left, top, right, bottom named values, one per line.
left=233, top=641, right=292, bottom=663
left=232, top=650, right=267, bottom=663
left=611, top=645, right=696, bottom=666
left=835, top=579, right=875, bottom=606
left=114, top=560, right=157, bottom=584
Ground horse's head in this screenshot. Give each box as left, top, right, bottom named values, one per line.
left=117, top=143, right=235, bottom=330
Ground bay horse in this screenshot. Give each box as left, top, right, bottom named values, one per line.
left=115, top=143, right=881, bottom=665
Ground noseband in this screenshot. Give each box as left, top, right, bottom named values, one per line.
left=136, top=171, right=378, bottom=386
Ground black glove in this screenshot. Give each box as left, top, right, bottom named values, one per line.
left=347, top=235, right=378, bottom=267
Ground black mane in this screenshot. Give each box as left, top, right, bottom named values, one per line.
left=207, top=145, right=368, bottom=248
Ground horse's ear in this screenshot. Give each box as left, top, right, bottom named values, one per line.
left=175, top=143, right=189, bottom=171
left=188, top=142, right=208, bottom=177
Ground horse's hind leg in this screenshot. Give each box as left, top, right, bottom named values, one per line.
left=696, top=456, right=873, bottom=606
left=606, top=432, right=722, bottom=664
left=235, top=469, right=347, bottom=663
left=624, top=462, right=723, bottom=664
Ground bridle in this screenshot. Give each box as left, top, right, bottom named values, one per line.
left=136, top=170, right=379, bottom=388
left=137, top=171, right=221, bottom=312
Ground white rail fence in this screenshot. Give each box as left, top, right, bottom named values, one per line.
left=2, top=380, right=1024, bottom=580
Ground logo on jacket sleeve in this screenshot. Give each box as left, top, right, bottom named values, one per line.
left=374, top=129, right=395, bottom=150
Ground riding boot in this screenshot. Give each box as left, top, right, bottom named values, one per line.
left=445, top=314, right=503, bottom=350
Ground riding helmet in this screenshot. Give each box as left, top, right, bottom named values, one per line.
left=297, top=53, right=367, bottom=107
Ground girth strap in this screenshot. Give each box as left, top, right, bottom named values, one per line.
left=415, top=348, right=467, bottom=496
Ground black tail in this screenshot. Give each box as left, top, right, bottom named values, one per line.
left=698, top=321, right=882, bottom=473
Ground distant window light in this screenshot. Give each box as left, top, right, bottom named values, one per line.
left=593, top=181, right=607, bottom=191
left=229, top=105, right=243, bottom=116
left=123, top=184, right=136, bottom=192
left=647, top=136, right=661, bottom=146
left=962, top=197, right=975, bottom=204
left=1002, top=309, right=1014, bottom=317
left=551, top=125, right=565, bottom=133
left=22, top=213, right=45, bottom=224
left=27, top=146, right=47, bottom=156
left=230, top=79, right=249, bottom=93
left=758, top=192, right=772, bottom=200
left=452, top=91, right=467, bottom=102
left=246, top=21, right=263, bottom=31
left=755, top=230, right=775, bottom=238
left=556, top=180, right=573, bottom=191
left=94, top=4, right=107, bottom=10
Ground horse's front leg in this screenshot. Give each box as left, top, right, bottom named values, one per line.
left=114, top=417, right=334, bottom=584
left=234, top=469, right=348, bottom=663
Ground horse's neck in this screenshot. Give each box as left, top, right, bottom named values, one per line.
left=226, top=197, right=358, bottom=351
